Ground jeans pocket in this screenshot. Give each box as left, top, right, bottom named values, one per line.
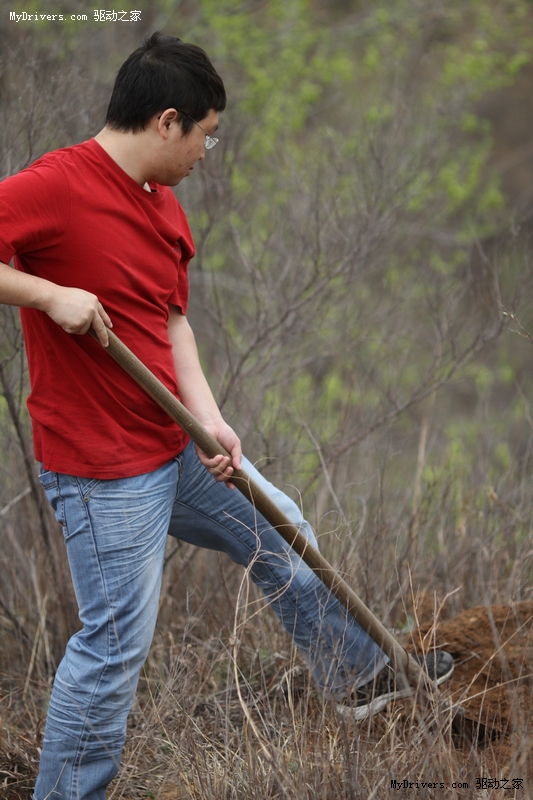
left=38, top=467, right=58, bottom=492
left=38, top=467, right=66, bottom=526
left=75, top=477, right=101, bottom=501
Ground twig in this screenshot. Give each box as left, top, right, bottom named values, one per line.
left=502, top=306, right=533, bottom=343
left=0, top=486, right=31, bottom=518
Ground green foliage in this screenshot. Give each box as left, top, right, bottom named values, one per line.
left=3, top=0, right=533, bottom=550
left=192, top=0, right=334, bottom=162
left=5, top=0, right=528, bottom=505
left=180, top=0, right=533, bottom=500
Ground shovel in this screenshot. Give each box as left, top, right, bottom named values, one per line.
left=90, top=327, right=490, bottom=745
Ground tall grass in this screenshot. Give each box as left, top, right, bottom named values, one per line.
left=2, top=410, right=533, bottom=798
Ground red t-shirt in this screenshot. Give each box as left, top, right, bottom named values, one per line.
left=0, top=139, right=194, bottom=478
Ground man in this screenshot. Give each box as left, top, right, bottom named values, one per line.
left=0, top=33, right=453, bottom=799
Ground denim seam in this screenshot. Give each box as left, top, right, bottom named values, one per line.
left=68, top=491, right=115, bottom=798
left=74, top=476, right=101, bottom=501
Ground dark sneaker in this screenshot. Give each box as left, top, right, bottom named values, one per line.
left=337, top=651, right=454, bottom=721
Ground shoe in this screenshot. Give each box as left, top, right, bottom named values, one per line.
left=337, top=650, right=454, bottom=722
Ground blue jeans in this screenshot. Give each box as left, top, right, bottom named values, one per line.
left=35, top=441, right=386, bottom=800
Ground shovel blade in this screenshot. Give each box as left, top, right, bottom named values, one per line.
left=450, top=705, right=500, bottom=747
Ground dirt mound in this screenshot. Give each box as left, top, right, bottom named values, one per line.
left=412, top=600, right=533, bottom=749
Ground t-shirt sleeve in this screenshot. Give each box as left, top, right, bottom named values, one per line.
left=168, top=242, right=191, bottom=314
left=167, top=199, right=194, bottom=315
left=0, top=160, right=70, bottom=265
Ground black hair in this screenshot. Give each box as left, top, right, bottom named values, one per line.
left=105, top=32, right=226, bottom=133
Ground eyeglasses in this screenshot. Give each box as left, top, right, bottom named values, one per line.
left=178, top=110, right=219, bottom=150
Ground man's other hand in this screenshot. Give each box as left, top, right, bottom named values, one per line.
left=44, top=286, right=112, bottom=346
left=195, top=419, right=242, bottom=489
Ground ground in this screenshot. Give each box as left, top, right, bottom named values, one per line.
left=1, top=601, right=533, bottom=798
left=410, top=601, right=533, bottom=778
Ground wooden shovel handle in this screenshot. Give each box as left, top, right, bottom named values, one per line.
left=91, top=327, right=432, bottom=691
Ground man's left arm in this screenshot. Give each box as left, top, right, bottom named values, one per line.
left=167, top=304, right=241, bottom=487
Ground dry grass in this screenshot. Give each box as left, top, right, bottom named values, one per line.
left=3, top=342, right=533, bottom=794
left=1, top=351, right=533, bottom=799
left=2, top=519, right=533, bottom=799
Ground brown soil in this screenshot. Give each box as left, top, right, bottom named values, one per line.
left=410, top=600, right=533, bottom=761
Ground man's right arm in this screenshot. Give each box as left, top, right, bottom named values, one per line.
left=0, top=261, right=112, bottom=346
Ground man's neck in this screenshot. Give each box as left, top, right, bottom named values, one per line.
left=94, top=126, right=153, bottom=187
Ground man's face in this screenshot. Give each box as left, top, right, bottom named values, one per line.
left=157, top=108, right=219, bottom=186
